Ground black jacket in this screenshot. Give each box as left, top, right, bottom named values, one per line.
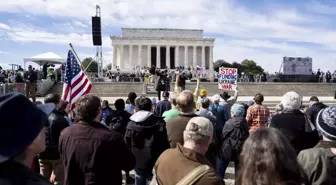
left=39, top=109, right=69, bottom=160
left=270, top=110, right=320, bottom=154
left=0, top=160, right=52, bottom=185
left=23, top=71, right=37, bottom=83
left=59, top=121, right=135, bottom=185
left=307, top=102, right=327, bottom=126
left=221, top=117, right=249, bottom=161
left=125, top=111, right=169, bottom=173
left=107, top=110, right=131, bottom=135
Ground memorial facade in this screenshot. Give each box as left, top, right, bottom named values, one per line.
left=111, top=28, right=215, bottom=70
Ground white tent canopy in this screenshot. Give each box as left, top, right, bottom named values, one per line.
left=23, top=52, right=65, bottom=68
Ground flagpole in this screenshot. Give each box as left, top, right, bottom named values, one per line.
left=69, top=43, right=102, bottom=100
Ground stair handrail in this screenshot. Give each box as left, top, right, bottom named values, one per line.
left=36, top=79, right=55, bottom=96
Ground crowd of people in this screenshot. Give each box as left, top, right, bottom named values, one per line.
left=0, top=70, right=336, bottom=185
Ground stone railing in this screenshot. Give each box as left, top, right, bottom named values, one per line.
left=0, top=83, right=26, bottom=95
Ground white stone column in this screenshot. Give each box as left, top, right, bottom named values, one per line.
left=184, top=46, right=188, bottom=68
left=209, top=46, right=214, bottom=81
left=138, top=45, right=142, bottom=67
left=166, top=46, right=170, bottom=69
left=193, top=46, right=197, bottom=67
left=112, top=45, right=117, bottom=69
left=175, top=46, right=179, bottom=68
left=120, top=45, right=124, bottom=69
left=209, top=46, right=213, bottom=70
left=201, top=46, right=205, bottom=69
left=129, top=45, right=133, bottom=68
left=156, top=45, right=160, bottom=68
left=147, top=45, right=151, bottom=67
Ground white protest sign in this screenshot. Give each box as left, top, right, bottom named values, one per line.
left=218, top=67, right=238, bottom=91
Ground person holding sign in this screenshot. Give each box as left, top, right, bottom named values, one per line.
left=218, top=67, right=239, bottom=117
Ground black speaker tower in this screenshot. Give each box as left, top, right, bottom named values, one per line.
left=92, top=16, right=102, bottom=46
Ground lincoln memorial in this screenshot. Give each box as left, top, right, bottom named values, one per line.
left=111, top=28, right=215, bottom=70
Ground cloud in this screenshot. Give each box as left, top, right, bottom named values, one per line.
left=72, top=21, right=88, bottom=28
left=77, top=51, right=112, bottom=63
left=0, top=50, right=9, bottom=54
left=0, top=23, right=10, bottom=30
left=3, top=25, right=110, bottom=48
left=305, top=1, right=336, bottom=15
left=0, top=0, right=335, bottom=72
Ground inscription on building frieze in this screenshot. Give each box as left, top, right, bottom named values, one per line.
left=122, top=28, right=203, bottom=38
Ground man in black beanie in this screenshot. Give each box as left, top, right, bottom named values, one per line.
left=0, top=93, right=54, bottom=185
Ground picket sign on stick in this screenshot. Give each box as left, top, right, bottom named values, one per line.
left=218, top=67, right=238, bottom=91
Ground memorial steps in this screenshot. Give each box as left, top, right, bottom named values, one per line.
left=45, top=82, right=336, bottom=97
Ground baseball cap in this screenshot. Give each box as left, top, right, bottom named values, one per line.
left=309, top=96, right=319, bottom=102
left=185, top=117, right=213, bottom=137
left=0, top=93, right=48, bottom=163
left=316, top=106, right=336, bottom=140
left=200, top=89, right=207, bottom=97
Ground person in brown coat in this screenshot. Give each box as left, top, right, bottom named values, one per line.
left=166, top=90, right=198, bottom=148
left=153, top=117, right=224, bottom=185
left=59, top=95, right=135, bottom=185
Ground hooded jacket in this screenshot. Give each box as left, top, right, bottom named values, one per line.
left=124, top=111, right=169, bottom=173
left=221, top=117, right=249, bottom=161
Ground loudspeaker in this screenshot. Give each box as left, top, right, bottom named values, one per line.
left=92, top=16, right=102, bottom=46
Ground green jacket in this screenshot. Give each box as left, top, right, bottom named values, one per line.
left=297, top=141, right=336, bottom=185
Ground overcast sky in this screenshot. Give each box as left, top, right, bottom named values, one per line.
left=0, top=0, right=335, bottom=72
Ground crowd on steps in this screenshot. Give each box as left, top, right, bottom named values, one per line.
left=0, top=71, right=336, bottom=185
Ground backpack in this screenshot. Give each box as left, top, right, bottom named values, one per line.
left=108, top=115, right=127, bottom=135
left=221, top=124, right=249, bottom=161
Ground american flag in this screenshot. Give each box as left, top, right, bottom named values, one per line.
left=62, top=50, right=92, bottom=109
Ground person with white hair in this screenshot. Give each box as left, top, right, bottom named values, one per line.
left=269, top=91, right=320, bottom=153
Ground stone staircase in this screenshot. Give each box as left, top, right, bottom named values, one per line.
left=46, top=82, right=336, bottom=97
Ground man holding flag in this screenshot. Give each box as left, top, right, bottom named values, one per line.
left=62, top=49, right=92, bottom=109
left=59, top=47, right=135, bottom=185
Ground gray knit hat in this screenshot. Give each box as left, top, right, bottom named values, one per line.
left=230, top=104, right=245, bottom=117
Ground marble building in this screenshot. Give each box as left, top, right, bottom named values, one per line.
left=111, top=28, right=215, bottom=70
